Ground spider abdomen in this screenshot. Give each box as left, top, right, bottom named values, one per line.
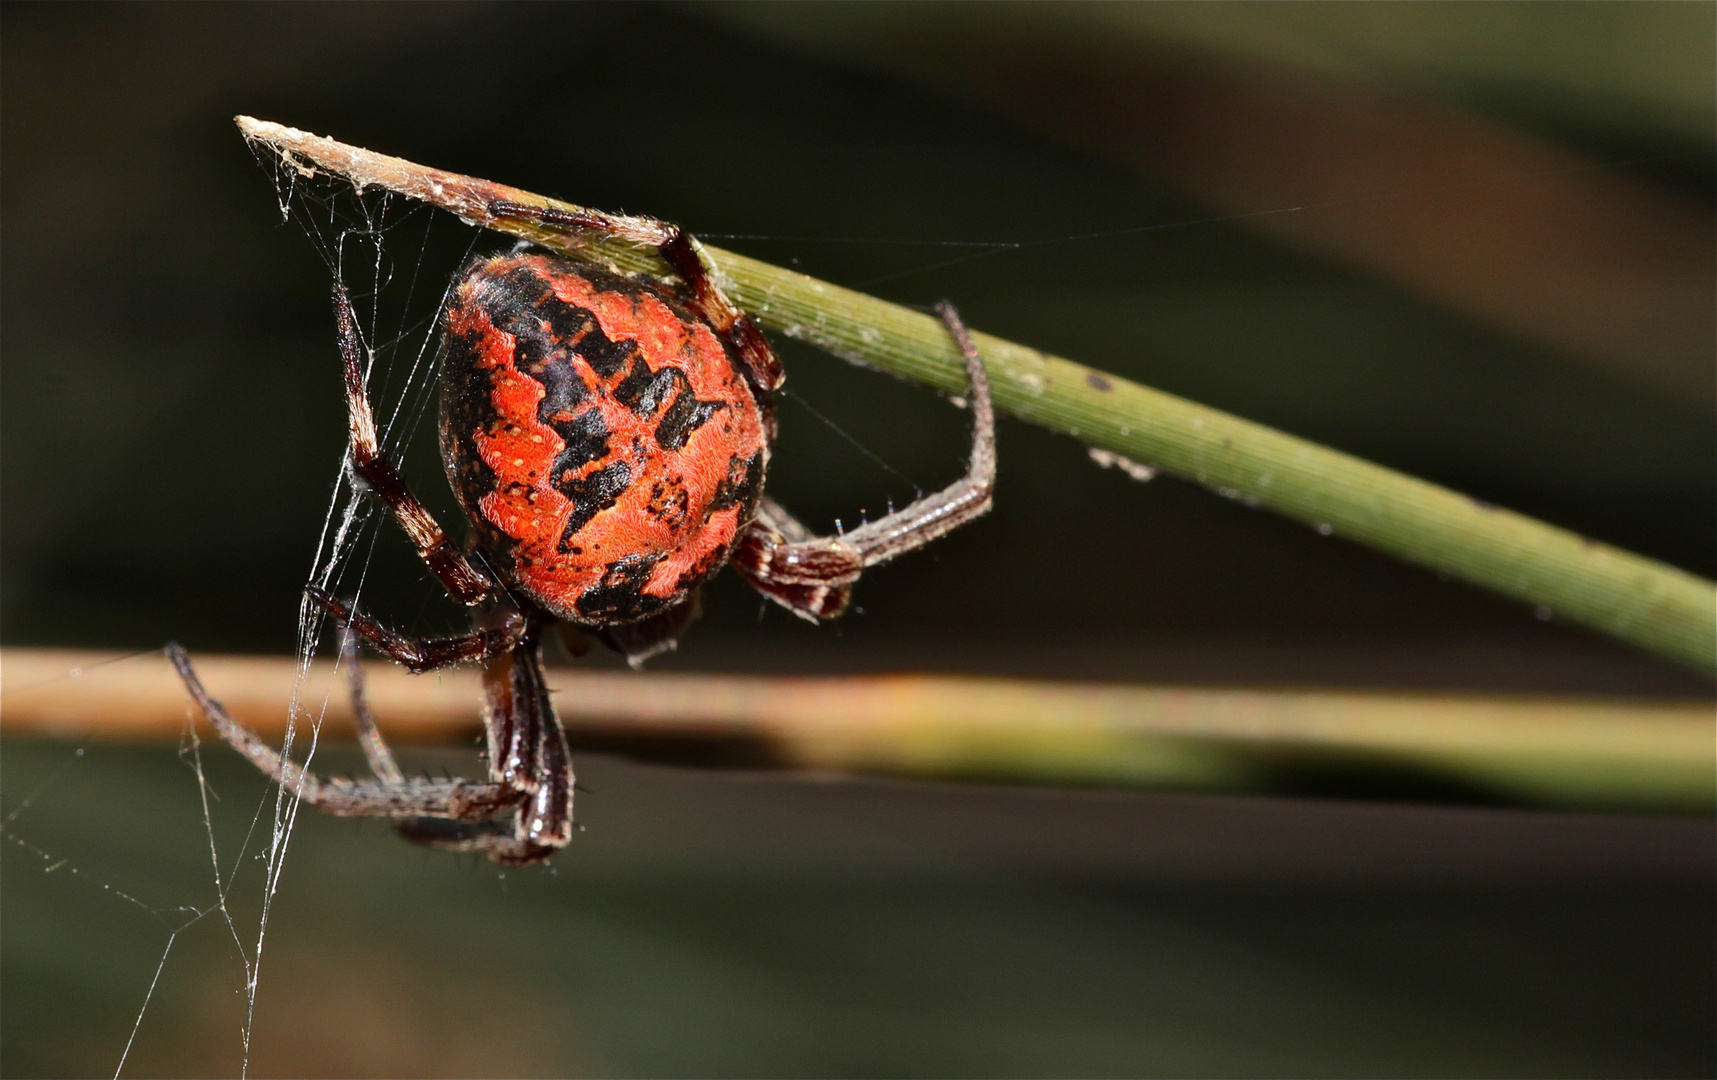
left=438, top=253, right=767, bottom=625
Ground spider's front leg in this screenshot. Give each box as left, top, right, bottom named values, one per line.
left=170, top=633, right=574, bottom=867
left=167, top=643, right=519, bottom=823
left=733, top=302, right=996, bottom=622
left=315, top=285, right=531, bottom=672
left=331, top=285, right=493, bottom=606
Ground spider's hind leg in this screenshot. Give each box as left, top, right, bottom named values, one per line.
left=338, top=625, right=474, bottom=849
left=396, top=639, right=576, bottom=867
left=314, top=601, right=574, bottom=864
left=732, top=301, right=996, bottom=622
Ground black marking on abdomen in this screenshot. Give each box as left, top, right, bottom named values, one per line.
left=708, top=450, right=764, bottom=515
left=485, top=260, right=638, bottom=380
left=517, top=337, right=589, bottom=425
left=555, top=461, right=633, bottom=550
left=614, top=355, right=688, bottom=417
left=655, top=390, right=726, bottom=450
left=562, top=308, right=639, bottom=378
left=646, top=476, right=691, bottom=529
left=612, top=355, right=728, bottom=450
left=546, top=407, right=610, bottom=477
left=575, top=553, right=666, bottom=621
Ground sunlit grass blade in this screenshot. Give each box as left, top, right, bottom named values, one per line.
left=6, top=649, right=1711, bottom=812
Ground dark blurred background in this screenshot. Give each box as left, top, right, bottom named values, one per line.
left=3, top=4, right=1713, bottom=1077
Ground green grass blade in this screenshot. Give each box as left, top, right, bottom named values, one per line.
left=235, top=116, right=1717, bottom=672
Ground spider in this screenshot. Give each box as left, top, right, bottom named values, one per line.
left=171, top=199, right=995, bottom=866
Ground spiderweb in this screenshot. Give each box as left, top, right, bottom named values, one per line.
left=185, top=154, right=494, bottom=1077
left=4, top=154, right=494, bottom=1077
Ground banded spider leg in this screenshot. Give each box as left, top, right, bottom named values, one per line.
left=732, top=303, right=996, bottom=621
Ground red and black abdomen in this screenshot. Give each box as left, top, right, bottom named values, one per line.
left=438, top=253, right=767, bottom=625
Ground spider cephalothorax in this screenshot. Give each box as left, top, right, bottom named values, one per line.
left=173, top=196, right=995, bottom=866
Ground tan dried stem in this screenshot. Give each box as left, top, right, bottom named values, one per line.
left=5, top=648, right=1712, bottom=812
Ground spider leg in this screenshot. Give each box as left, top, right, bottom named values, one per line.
left=334, top=624, right=525, bottom=852
left=400, top=638, right=574, bottom=866
left=331, top=286, right=493, bottom=606
left=167, top=643, right=519, bottom=822
left=492, top=640, right=574, bottom=855
left=489, top=199, right=783, bottom=393
left=730, top=497, right=859, bottom=621
left=334, top=626, right=544, bottom=852
left=172, top=641, right=570, bottom=865
left=732, top=302, right=995, bottom=622
left=340, top=625, right=402, bottom=784
left=306, top=587, right=526, bottom=673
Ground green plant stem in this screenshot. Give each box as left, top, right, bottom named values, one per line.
left=723, top=254, right=1716, bottom=671
left=235, top=117, right=1717, bottom=671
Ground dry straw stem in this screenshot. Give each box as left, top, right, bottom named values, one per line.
left=5, top=649, right=1712, bottom=812
left=235, top=117, right=1716, bottom=672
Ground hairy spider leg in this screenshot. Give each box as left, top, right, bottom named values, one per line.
left=395, top=626, right=574, bottom=866
left=306, top=588, right=525, bottom=674
left=311, top=286, right=527, bottom=671
left=731, top=301, right=996, bottom=621
left=341, top=625, right=403, bottom=784
left=170, top=633, right=572, bottom=866
left=167, top=642, right=521, bottom=823
left=339, top=625, right=532, bottom=853
left=329, top=593, right=573, bottom=862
